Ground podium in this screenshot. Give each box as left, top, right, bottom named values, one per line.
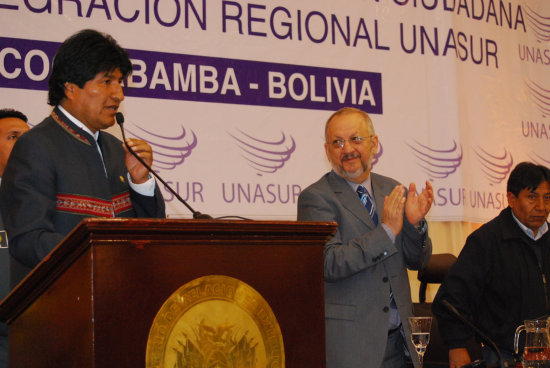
left=0, top=218, right=336, bottom=368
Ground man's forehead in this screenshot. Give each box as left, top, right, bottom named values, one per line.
left=0, top=119, right=29, bottom=138
left=327, top=113, right=369, bottom=133
left=97, top=68, right=122, bottom=78
left=0, top=117, right=28, bottom=127
left=525, top=181, right=550, bottom=193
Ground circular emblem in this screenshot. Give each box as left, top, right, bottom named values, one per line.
left=146, top=275, right=285, bottom=368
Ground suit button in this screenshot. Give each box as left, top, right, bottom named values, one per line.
left=382, top=277, right=388, bottom=282
left=383, top=306, right=389, bottom=312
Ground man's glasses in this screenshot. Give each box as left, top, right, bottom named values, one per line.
left=329, top=135, right=372, bottom=149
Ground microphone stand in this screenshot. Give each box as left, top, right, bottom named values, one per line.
left=441, top=300, right=508, bottom=368
left=115, top=112, right=212, bottom=219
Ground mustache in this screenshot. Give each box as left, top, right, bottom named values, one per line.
left=342, top=152, right=361, bottom=161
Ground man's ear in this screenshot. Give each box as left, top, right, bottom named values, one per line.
left=506, top=191, right=515, bottom=209
left=64, top=82, right=77, bottom=100
left=370, top=134, right=379, bottom=155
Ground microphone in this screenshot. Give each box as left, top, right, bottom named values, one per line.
left=115, top=112, right=212, bottom=219
left=441, top=300, right=507, bottom=368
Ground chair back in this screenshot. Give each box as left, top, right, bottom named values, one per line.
left=417, top=253, right=457, bottom=303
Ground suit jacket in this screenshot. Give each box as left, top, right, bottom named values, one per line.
left=297, top=171, right=432, bottom=368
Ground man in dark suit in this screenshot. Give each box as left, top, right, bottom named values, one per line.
left=0, top=29, right=166, bottom=284
left=298, top=107, right=433, bottom=368
left=0, top=108, right=30, bottom=368
left=433, top=162, right=550, bottom=367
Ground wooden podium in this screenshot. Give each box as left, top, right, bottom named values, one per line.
left=0, top=218, right=336, bottom=368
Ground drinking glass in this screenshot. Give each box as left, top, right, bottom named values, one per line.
left=408, top=316, right=432, bottom=368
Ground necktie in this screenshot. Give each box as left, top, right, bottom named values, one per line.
left=357, top=185, right=378, bottom=226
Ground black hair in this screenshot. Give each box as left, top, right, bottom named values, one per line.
left=48, top=29, right=132, bottom=106
left=507, top=161, right=550, bottom=197
left=0, top=108, right=28, bottom=122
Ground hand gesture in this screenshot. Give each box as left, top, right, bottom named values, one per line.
left=123, top=138, right=152, bottom=184
left=382, top=185, right=406, bottom=236
left=405, top=180, right=434, bottom=226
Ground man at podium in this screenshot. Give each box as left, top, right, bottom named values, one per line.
left=298, top=107, right=433, bottom=368
left=0, top=29, right=166, bottom=285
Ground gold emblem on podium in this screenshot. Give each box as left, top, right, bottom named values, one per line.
left=146, top=275, right=285, bottom=368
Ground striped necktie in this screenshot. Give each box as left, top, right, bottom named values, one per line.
left=357, top=185, right=378, bottom=226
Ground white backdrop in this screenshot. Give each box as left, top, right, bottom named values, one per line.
left=1, top=0, right=548, bottom=222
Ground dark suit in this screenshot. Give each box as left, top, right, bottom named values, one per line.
left=298, top=171, right=432, bottom=368
left=0, top=107, right=166, bottom=284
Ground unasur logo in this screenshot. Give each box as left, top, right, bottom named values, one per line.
left=528, top=151, right=550, bottom=167
left=518, top=6, right=550, bottom=67
left=125, top=122, right=198, bottom=171
left=472, top=145, right=513, bottom=185
left=228, top=129, right=296, bottom=176
left=406, top=140, right=463, bottom=180
left=524, top=5, right=550, bottom=43
left=526, top=79, right=550, bottom=117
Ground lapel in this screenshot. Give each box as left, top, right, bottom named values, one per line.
left=54, top=107, right=109, bottom=179
left=52, top=107, right=96, bottom=147
left=97, top=132, right=111, bottom=178
left=371, top=173, right=392, bottom=216
left=327, top=171, right=376, bottom=228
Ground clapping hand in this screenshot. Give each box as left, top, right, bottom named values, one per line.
left=405, top=181, right=434, bottom=227
left=382, top=185, right=406, bottom=236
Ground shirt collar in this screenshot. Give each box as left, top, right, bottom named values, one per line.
left=58, top=105, right=99, bottom=141
left=346, top=175, right=373, bottom=196
left=511, top=210, right=549, bottom=241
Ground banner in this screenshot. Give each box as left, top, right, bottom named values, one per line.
left=0, top=0, right=547, bottom=222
